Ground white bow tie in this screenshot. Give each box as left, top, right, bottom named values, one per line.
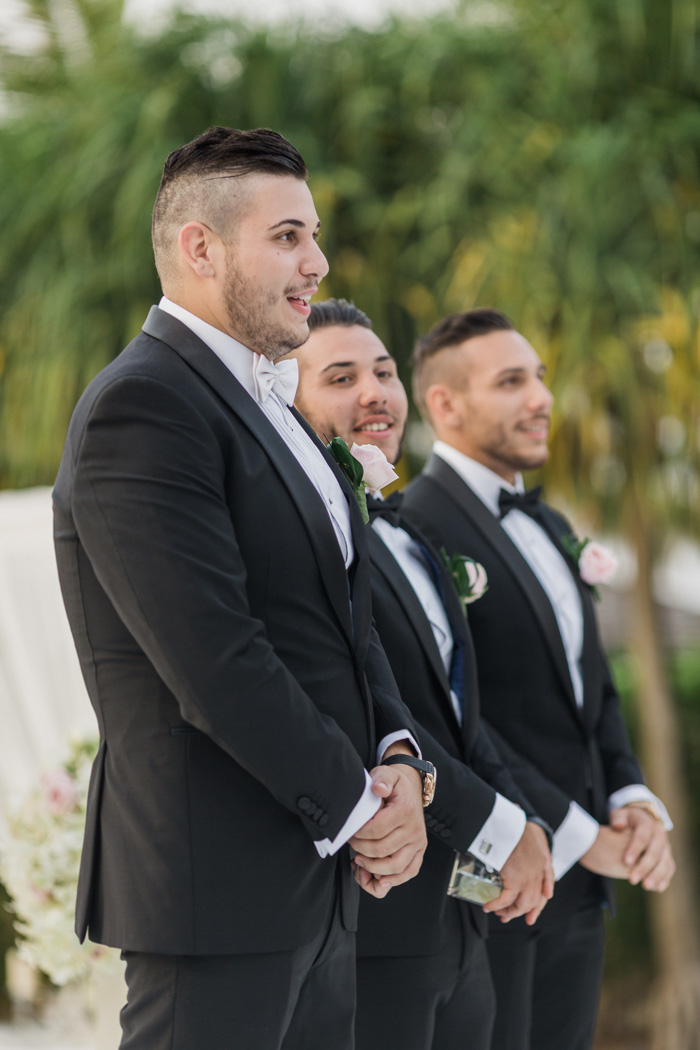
left=251, top=354, right=299, bottom=406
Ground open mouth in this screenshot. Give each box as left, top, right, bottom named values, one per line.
left=354, top=419, right=394, bottom=439
left=287, top=290, right=316, bottom=317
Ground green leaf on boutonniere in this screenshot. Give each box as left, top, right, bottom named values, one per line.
left=561, top=533, right=589, bottom=564
left=326, top=436, right=369, bottom=524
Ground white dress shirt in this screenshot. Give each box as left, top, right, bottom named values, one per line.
left=158, top=298, right=419, bottom=857
left=432, top=442, right=671, bottom=878
left=372, top=514, right=527, bottom=872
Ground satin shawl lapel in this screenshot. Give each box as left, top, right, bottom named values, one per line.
left=535, top=506, right=602, bottom=732
left=288, top=405, right=374, bottom=663
left=423, top=455, right=580, bottom=716
left=142, top=307, right=354, bottom=645
left=366, top=527, right=460, bottom=736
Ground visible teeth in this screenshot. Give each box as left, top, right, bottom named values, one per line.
left=360, top=423, right=389, bottom=431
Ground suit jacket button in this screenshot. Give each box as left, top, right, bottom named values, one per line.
left=297, top=797, right=312, bottom=812
left=440, top=828, right=452, bottom=840
left=318, top=814, right=328, bottom=827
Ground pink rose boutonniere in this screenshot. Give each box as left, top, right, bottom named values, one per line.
left=440, top=548, right=489, bottom=611
left=327, top=437, right=399, bottom=523
left=562, top=534, right=618, bottom=599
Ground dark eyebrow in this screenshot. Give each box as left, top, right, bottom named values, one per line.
left=320, top=354, right=394, bottom=375
left=495, top=364, right=547, bottom=380
left=267, top=218, right=322, bottom=231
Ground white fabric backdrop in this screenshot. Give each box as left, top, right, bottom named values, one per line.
left=0, top=487, right=95, bottom=813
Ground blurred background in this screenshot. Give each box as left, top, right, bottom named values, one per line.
left=0, top=0, right=698, bottom=1047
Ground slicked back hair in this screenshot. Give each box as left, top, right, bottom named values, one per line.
left=308, top=298, right=373, bottom=332
left=152, top=126, right=308, bottom=288
left=411, top=308, right=515, bottom=421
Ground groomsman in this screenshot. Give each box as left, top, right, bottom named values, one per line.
left=402, top=307, right=675, bottom=1050
left=291, top=298, right=553, bottom=1050
left=52, top=129, right=427, bottom=1050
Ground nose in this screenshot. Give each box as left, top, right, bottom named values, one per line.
left=302, top=238, right=329, bottom=281
left=358, top=372, right=387, bottom=406
left=528, top=376, right=554, bottom=412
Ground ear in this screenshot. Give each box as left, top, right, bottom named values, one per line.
left=178, top=221, right=222, bottom=279
left=425, top=383, right=463, bottom=429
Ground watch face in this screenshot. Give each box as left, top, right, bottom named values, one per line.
left=423, top=767, right=437, bottom=807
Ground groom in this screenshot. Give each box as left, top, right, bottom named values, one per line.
left=52, top=127, right=426, bottom=1050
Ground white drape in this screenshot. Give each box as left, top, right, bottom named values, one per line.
left=0, top=487, right=95, bottom=813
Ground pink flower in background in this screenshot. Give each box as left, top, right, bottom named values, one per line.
left=41, top=769, right=78, bottom=816
left=350, top=442, right=399, bottom=494
left=578, top=542, right=618, bottom=586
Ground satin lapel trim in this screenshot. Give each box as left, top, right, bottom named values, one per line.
left=535, top=508, right=601, bottom=730
left=424, top=455, right=580, bottom=714
left=142, top=307, right=354, bottom=644
left=367, top=528, right=458, bottom=730
left=289, top=406, right=372, bottom=657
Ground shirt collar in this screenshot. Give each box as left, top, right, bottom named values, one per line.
left=432, top=441, right=524, bottom=517
left=158, top=296, right=259, bottom=399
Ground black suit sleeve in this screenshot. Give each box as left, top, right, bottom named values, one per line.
left=483, top=720, right=573, bottom=831
left=365, top=625, right=419, bottom=751
left=470, top=722, right=538, bottom=818
left=64, top=374, right=369, bottom=841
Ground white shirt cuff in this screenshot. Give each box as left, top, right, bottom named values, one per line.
left=468, top=793, right=527, bottom=872
left=608, top=785, right=673, bottom=830
left=551, top=801, right=599, bottom=880
left=314, top=770, right=381, bottom=858
left=376, top=731, right=422, bottom=765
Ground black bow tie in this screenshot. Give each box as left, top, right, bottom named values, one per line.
left=366, top=491, right=403, bottom=528
left=498, top=486, right=543, bottom=520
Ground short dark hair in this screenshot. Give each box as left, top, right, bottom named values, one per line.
left=152, top=127, right=307, bottom=286
left=411, top=308, right=515, bottom=420
left=308, top=298, right=373, bottom=332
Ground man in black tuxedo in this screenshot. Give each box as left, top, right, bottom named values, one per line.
left=290, top=298, right=553, bottom=1050
left=402, top=308, right=675, bottom=1050
left=52, top=128, right=428, bottom=1050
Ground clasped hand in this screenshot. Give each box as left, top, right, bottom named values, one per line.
left=580, top=806, right=675, bottom=892
left=349, top=763, right=427, bottom=899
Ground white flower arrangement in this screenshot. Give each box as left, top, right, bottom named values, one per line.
left=0, top=736, right=116, bottom=986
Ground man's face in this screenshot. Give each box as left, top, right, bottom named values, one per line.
left=219, top=175, right=329, bottom=360
left=440, top=329, right=553, bottom=481
left=293, top=324, right=409, bottom=465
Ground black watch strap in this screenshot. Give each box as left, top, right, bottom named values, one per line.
left=381, top=755, right=436, bottom=807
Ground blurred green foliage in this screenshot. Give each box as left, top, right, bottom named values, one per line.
left=0, top=0, right=699, bottom=521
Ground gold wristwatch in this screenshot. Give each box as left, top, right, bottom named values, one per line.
left=381, top=755, right=437, bottom=807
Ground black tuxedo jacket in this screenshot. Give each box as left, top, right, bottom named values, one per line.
left=53, top=306, right=415, bottom=956
left=403, top=454, right=644, bottom=917
left=356, top=502, right=535, bottom=955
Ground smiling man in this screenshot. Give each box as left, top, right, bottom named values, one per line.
left=402, top=308, right=675, bottom=1050
left=292, top=299, right=554, bottom=1050
left=53, top=129, right=427, bottom=1050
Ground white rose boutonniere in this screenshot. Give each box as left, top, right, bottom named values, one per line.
left=562, top=534, right=618, bottom=599
left=327, top=437, right=399, bottom=523
left=440, top=548, right=489, bottom=611
left=349, top=442, right=400, bottom=495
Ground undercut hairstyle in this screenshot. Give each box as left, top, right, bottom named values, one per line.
left=308, top=298, right=373, bottom=332
left=411, top=308, right=515, bottom=421
left=152, top=126, right=308, bottom=288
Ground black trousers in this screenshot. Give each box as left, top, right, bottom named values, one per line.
left=486, top=902, right=606, bottom=1050
left=119, top=891, right=355, bottom=1050
left=355, top=911, right=495, bottom=1050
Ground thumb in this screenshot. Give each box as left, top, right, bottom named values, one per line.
left=609, top=808, right=629, bottom=829
left=370, top=773, right=393, bottom=798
